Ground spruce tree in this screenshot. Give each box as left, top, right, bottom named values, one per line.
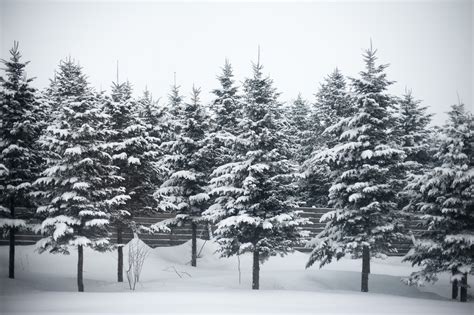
left=151, top=86, right=212, bottom=267
left=103, top=79, right=160, bottom=282
left=394, top=90, right=433, bottom=168
left=301, top=69, right=353, bottom=207
left=314, top=68, right=353, bottom=132
left=0, top=42, right=43, bottom=279
left=208, top=60, right=242, bottom=170
left=287, top=93, right=312, bottom=164
left=205, top=61, right=307, bottom=290
left=306, top=46, right=405, bottom=293
left=34, top=59, right=128, bottom=292
left=394, top=90, right=435, bottom=226
left=402, top=103, right=473, bottom=302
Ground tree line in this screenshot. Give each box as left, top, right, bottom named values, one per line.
left=0, top=41, right=472, bottom=300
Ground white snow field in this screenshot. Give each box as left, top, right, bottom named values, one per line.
left=0, top=239, right=472, bottom=315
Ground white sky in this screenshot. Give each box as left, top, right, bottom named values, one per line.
left=1, top=0, right=472, bottom=125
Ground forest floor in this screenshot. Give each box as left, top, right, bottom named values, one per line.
left=0, top=239, right=472, bottom=314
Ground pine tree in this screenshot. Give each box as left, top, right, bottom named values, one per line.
left=306, top=45, right=405, bottom=293
left=205, top=61, right=307, bottom=290
left=208, top=60, right=242, bottom=169
left=287, top=93, right=312, bottom=164
left=402, top=103, right=473, bottom=302
left=394, top=90, right=435, bottom=217
left=301, top=69, right=353, bottom=207
left=0, top=42, right=44, bottom=279
left=394, top=90, right=435, bottom=194
left=111, top=80, right=133, bottom=103
left=211, top=60, right=241, bottom=133
left=284, top=94, right=317, bottom=206
left=34, top=59, right=128, bottom=292
left=394, top=90, right=433, bottom=167
left=151, top=86, right=212, bottom=267
left=314, top=68, right=354, bottom=132
left=103, top=79, right=160, bottom=282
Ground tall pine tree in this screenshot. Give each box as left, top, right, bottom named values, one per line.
left=205, top=61, right=307, bottom=289
left=0, top=42, right=44, bottom=279
left=34, top=59, right=128, bottom=292
left=306, top=45, right=405, bottom=292
left=402, top=103, right=473, bottom=302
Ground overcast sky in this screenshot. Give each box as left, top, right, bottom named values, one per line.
left=1, top=0, right=472, bottom=125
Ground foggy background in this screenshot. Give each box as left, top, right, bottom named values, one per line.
left=0, top=0, right=472, bottom=125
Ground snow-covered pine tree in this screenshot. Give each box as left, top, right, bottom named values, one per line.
left=394, top=90, right=433, bottom=169
left=151, top=86, right=212, bottom=267
left=0, top=42, right=44, bottom=279
left=394, top=90, right=435, bottom=219
left=287, top=93, right=312, bottom=164
left=208, top=60, right=242, bottom=169
left=211, top=60, right=241, bottom=134
left=302, top=68, right=355, bottom=207
left=103, top=79, right=160, bottom=282
left=313, top=68, right=354, bottom=134
left=402, top=103, right=473, bottom=302
left=111, top=80, right=132, bottom=103
left=305, top=45, right=405, bottom=292
left=283, top=94, right=317, bottom=206
left=204, top=61, right=307, bottom=290
left=34, top=59, right=129, bottom=292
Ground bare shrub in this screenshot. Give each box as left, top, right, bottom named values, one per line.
left=126, top=237, right=150, bottom=290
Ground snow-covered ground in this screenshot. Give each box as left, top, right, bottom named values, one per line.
left=0, top=239, right=472, bottom=314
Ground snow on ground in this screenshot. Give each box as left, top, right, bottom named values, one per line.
left=0, top=239, right=472, bottom=314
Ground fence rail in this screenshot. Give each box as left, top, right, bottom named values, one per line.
left=0, top=207, right=413, bottom=256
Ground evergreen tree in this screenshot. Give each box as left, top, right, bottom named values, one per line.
left=211, top=60, right=241, bottom=133
left=402, top=103, right=473, bottom=302
left=204, top=62, right=307, bottom=290
left=394, top=90, right=434, bottom=171
left=208, top=60, right=242, bottom=169
left=314, top=68, right=354, bottom=132
left=151, top=86, right=212, bottom=267
left=34, top=59, right=128, bottom=292
left=394, top=90, right=434, bottom=213
left=301, top=69, right=353, bottom=207
left=103, top=79, right=160, bottom=282
left=306, top=46, right=405, bottom=293
left=111, top=80, right=133, bottom=103
left=0, top=42, right=44, bottom=279
left=287, top=93, right=312, bottom=164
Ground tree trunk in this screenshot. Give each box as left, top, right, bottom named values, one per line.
left=77, top=245, right=84, bottom=292
left=191, top=222, right=197, bottom=267
left=8, top=198, right=15, bottom=279
left=252, top=249, right=260, bottom=290
left=460, top=273, right=467, bottom=302
left=117, top=225, right=123, bottom=282
left=452, top=270, right=459, bottom=300
left=361, top=245, right=370, bottom=292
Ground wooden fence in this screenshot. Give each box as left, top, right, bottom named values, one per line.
left=0, top=207, right=413, bottom=255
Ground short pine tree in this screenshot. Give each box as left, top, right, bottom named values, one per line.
left=402, top=103, right=473, bottom=302
left=306, top=46, right=405, bottom=293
